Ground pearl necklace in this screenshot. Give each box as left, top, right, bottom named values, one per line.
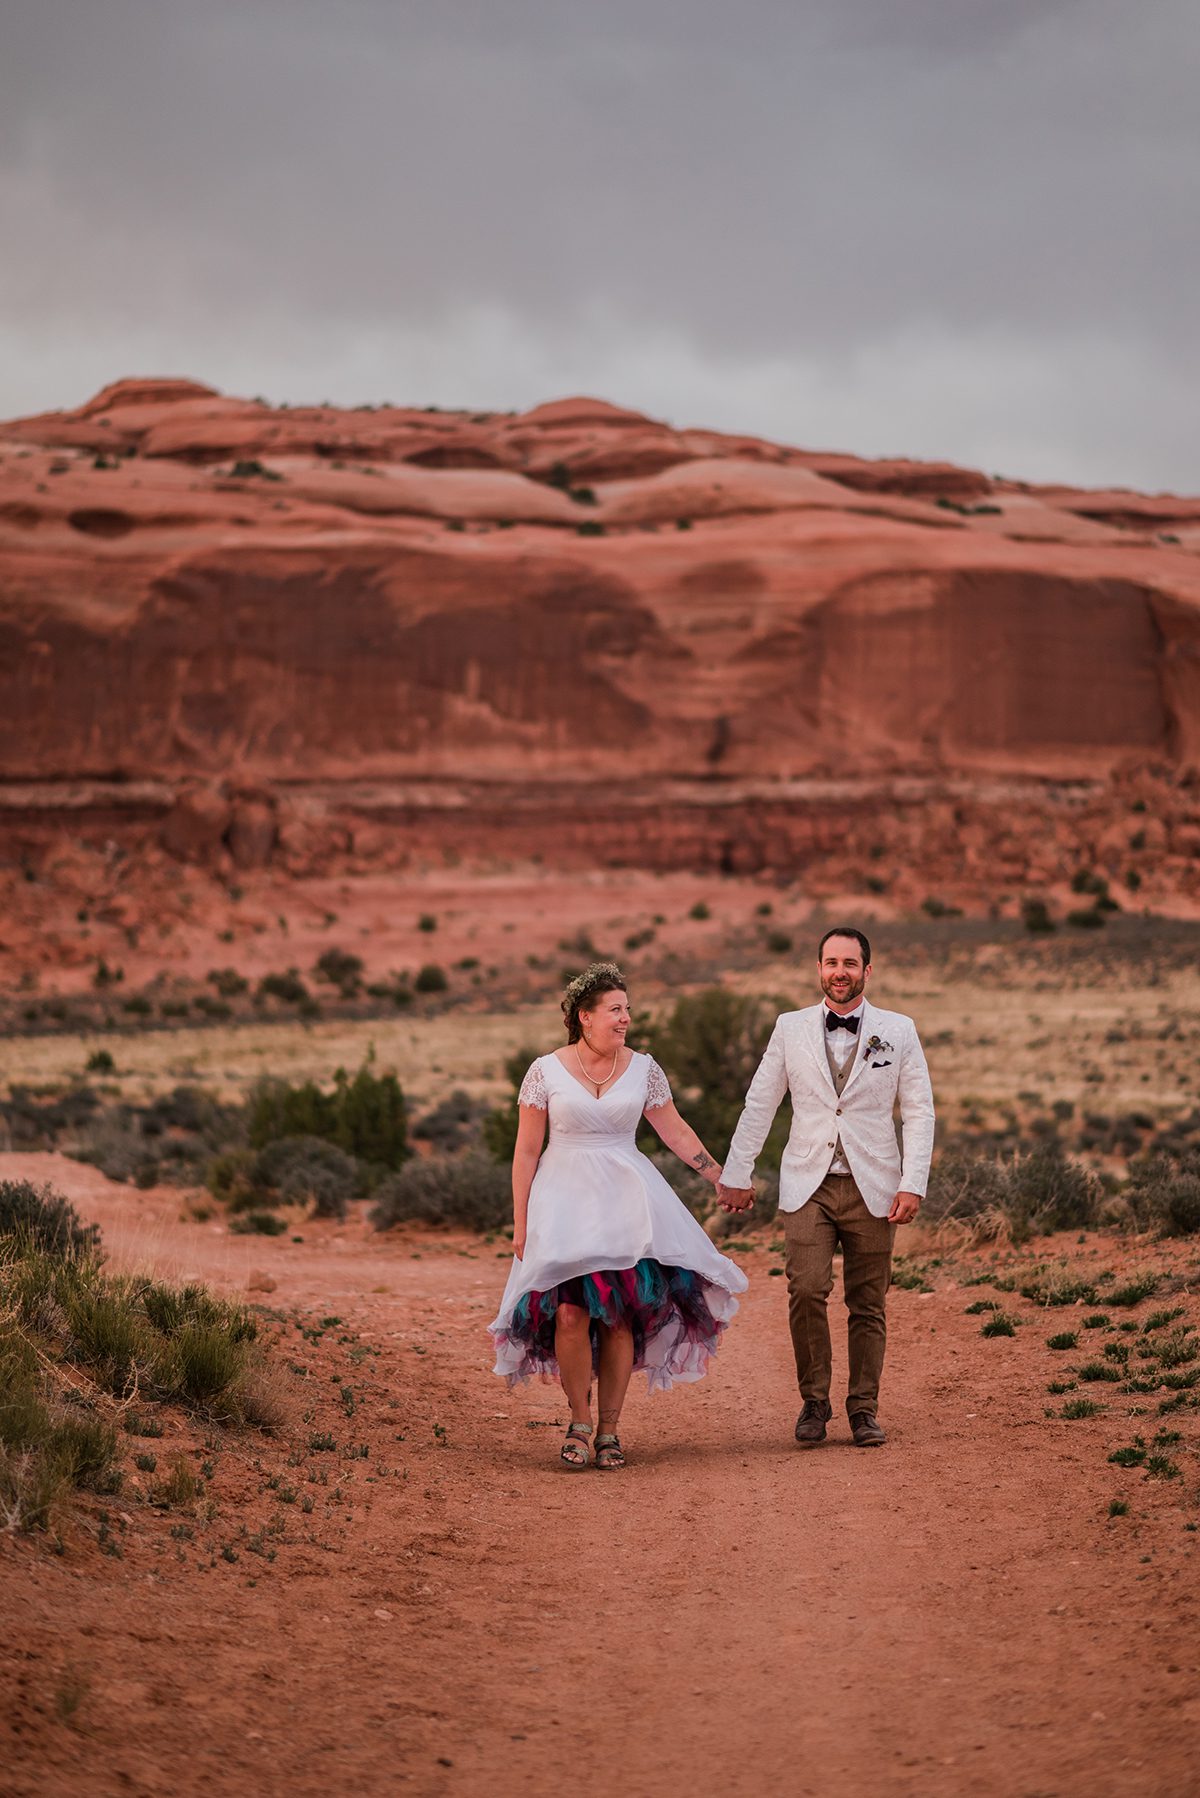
left=574, top=1041, right=620, bottom=1096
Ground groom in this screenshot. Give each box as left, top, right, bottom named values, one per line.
left=719, top=927, right=935, bottom=1447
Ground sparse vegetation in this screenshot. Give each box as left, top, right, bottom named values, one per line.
left=370, top=1153, right=511, bottom=1233
left=0, top=1199, right=271, bottom=1531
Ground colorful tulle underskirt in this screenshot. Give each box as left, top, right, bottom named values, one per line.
left=497, top=1257, right=728, bottom=1389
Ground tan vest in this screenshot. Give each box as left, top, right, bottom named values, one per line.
left=824, top=1028, right=861, bottom=1169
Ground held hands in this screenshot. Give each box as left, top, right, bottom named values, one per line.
left=716, top=1181, right=755, bottom=1214
left=888, top=1190, right=922, bottom=1225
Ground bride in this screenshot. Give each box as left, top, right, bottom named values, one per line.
left=489, top=962, right=748, bottom=1470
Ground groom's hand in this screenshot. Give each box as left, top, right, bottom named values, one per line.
left=889, top=1190, right=922, bottom=1225
left=717, top=1183, right=754, bottom=1214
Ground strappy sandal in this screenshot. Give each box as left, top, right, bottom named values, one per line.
left=560, top=1422, right=593, bottom=1469
left=595, top=1432, right=626, bottom=1470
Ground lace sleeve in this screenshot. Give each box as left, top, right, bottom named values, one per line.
left=644, top=1057, right=672, bottom=1111
left=518, top=1060, right=549, bottom=1110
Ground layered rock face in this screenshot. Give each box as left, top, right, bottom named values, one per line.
left=2, top=378, right=1199, bottom=914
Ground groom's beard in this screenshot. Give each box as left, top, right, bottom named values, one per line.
left=821, top=974, right=865, bottom=1008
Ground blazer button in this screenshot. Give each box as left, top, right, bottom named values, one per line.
left=836, top=1107, right=843, bottom=1115
left=827, top=1141, right=834, bottom=1149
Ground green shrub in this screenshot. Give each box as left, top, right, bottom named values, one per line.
left=1107, top=1274, right=1159, bottom=1307
left=1046, top=1331, right=1078, bottom=1350
left=482, top=1046, right=542, bottom=1163
left=1077, top=1360, right=1122, bottom=1383
left=370, top=1153, right=511, bottom=1232
left=1126, top=1154, right=1200, bottom=1237
left=256, top=969, right=309, bottom=1004
left=1021, top=897, right=1056, bottom=934
left=313, top=948, right=363, bottom=993
left=246, top=1054, right=407, bottom=1169
left=86, top=1049, right=115, bottom=1075
left=253, top=1136, right=359, bottom=1219
left=645, top=989, right=795, bottom=1175
left=229, top=1210, right=288, bottom=1236
left=414, top=963, right=448, bottom=994
left=981, top=1313, right=1018, bottom=1338
left=0, top=1180, right=100, bottom=1258
left=207, top=967, right=248, bottom=998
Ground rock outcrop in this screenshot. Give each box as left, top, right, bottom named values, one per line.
left=2, top=377, right=1199, bottom=929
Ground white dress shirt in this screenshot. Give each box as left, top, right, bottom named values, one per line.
left=823, top=998, right=864, bottom=1174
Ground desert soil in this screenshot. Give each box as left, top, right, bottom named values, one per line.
left=2, top=1153, right=1199, bottom=1798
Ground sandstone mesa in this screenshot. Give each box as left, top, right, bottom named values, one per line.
left=2, top=377, right=1199, bottom=976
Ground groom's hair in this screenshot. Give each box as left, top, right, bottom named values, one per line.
left=817, top=926, right=871, bottom=966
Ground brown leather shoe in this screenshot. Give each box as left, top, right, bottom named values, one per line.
left=794, top=1399, right=833, bottom=1447
left=850, top=1411, right=886, bottom=1447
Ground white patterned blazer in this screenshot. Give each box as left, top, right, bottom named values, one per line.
left=720, top=1001, right=936, bottom=1218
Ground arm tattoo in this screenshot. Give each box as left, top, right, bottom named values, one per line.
left=691, top=1150, right=715, bottom=1173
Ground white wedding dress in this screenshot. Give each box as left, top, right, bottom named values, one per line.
left=489, top=1051, right=747, bottom=1391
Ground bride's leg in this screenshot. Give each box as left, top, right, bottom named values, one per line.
left=555, top=1303, right=594, bottom=1424
left=597, top=1321, right=634, bottom=1434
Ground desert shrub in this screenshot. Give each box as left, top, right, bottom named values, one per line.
left=253, top=1136, right=360, bottom=1218
left=313, top=948, right=363, bottom=994
left=1125, top=1153, right=1200, bottom=1237
left=1107, top=1273, right=1160, bottom=1307
left=370, top=1152, right=511, bottom=1232
left=925, top=1141, right=1101, bottom=1241
left=645, top=988, right=795, bottom=1175
left=61, top=1285, right=145, bottom=1395
left=256, top=969, right=309, bottom=1004
left=246, top=1054, right=407, bottom=1169
left=981, top=1313, right=1018, bottom=1337
left=69, top=1111, right=155, bottom=1185
left=1021, top=897, right=1056, bottom=934
left=0, top=1314, right=119, bottom=1529
left=414, top=963, right=448, bottom=994
left=69, top=1085, right=241, bottom=1189
left=207, top=967, right=248, bottom=998
left=206, top=1149, right=259, bottom=1209
left=0, top=1180, right=100, bottom=1258
left=482, top=1047, right=542, bottom=1163
left=0, top=1084, right=101, bottom=1151
left=412, top=1089, right=484, bottom=1153
left=230, top=1210, right=289, bottom=1236
left=86, top=1049, right=115, bottom=1075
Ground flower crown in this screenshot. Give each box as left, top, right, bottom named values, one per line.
left=562, top=961, right=625, bottom=1012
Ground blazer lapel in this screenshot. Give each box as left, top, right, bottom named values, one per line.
left=808, top=1004, right=839, bottom=1093
left=839, top=1001, right=876, bottom=1096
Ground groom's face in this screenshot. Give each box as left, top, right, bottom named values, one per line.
left=819, top=936, right=870, bottom=1009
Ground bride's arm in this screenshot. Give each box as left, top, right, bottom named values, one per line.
left=643, top=1099, right=722, bottom=1190
left=511, top=1104, right=547, bottom=1259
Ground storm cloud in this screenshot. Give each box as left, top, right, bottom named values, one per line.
left=2, top=0, right=1196, bottom=487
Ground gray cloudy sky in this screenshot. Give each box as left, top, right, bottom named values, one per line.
left=2, top=0, right=1197, bottom=488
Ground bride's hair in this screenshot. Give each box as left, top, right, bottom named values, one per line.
left=562, top=961, right=626, bottom=1043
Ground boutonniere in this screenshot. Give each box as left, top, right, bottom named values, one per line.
left=864, top=1034, right=894, bottom=1065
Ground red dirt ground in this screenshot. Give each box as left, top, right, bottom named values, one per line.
left=2, top=1153, right=1199, bottom=1797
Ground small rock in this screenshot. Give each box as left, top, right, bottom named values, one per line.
left=246, top=1270, right=277, bottom=1293
left=373, top=1607, right=393, bottom=1621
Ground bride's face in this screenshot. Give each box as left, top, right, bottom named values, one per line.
left=580, top=988, right=630, bottom=1052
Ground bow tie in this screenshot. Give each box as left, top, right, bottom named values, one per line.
left=826, top=1011, right=860, bottom=1034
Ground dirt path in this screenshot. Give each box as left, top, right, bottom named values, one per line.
left=3, top=1155, right=1199, bottom=1797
